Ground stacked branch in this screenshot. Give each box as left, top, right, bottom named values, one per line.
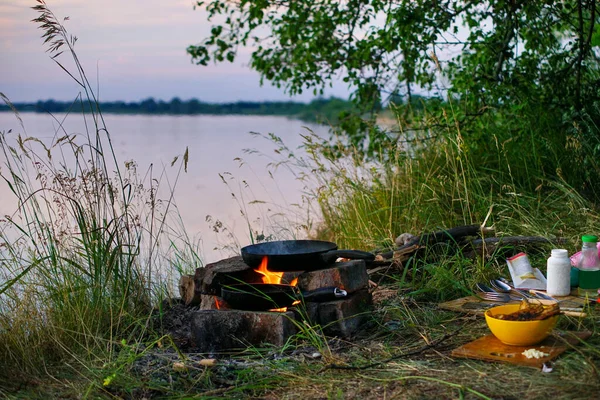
left=373, top=225, right=566, bottom=268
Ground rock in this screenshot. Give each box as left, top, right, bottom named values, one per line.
left=172, top=362, right=187, bottom=372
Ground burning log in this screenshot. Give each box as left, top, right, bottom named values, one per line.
left=200, top=294, right=227, bottom=310
left=193, top=256, right=301, bottom=298
left=297, top=260, right=368, bottom=294
left=185, top=249, right=374, bottom=350
left=193, top=256, right=262, bottom=297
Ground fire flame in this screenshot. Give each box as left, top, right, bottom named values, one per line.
left=256, top=256, right=298, bottom=286
left=255, top=256, right=298, bottom=311
left=256, top=256, right=284, bottom=284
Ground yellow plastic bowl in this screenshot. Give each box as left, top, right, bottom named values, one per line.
left=484, top=303, right=559, bottom=346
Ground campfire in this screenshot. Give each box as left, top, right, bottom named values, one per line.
left=220, top=255, right=351, bottom=312
left=180, top=240, right=374, bottom=353
left=254, top=256, right=299, bottom=312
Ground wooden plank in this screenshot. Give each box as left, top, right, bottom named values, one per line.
left=438, top=296, right=505, bottom=314
left=439, top=294, right=589, bottom=316
left=451, top=331, right=591, bottom=368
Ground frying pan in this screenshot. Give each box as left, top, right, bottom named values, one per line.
left=221, top=283, right=347, bottom=311
left=241, top=240, right=375, bottom=271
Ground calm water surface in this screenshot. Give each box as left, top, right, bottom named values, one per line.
left=0, top=112, right=327, bottom=264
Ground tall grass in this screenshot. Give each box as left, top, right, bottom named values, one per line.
left=0, top=1, right=192, bottom=383
left=294, top=98, right=600, bottom=299
left=309, top=106, right=600, bottom=242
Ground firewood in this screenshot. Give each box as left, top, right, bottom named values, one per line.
left=179, top=275, right=201, bottom=306
left=467, top=236, right=567, bottom=257
left=379, top=225, right=492, bottom=260
left=194, top=256, right=261, bottom=296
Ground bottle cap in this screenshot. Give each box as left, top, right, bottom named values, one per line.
left=551, top=249, right=568, bottom=257
left=582, top=235, right=598, bottom=243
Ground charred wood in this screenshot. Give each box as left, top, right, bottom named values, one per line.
left=194, top=256, right=260, bottom=296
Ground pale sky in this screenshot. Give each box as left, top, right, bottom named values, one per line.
left=1, top=0, right=350, bottom=103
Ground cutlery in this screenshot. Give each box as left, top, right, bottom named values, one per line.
left=528, top=289, right=557, bottom=301
left=489, top=279, right=529, bottom=300
left=476, top=282, right=496, bottom=293
left=476, top=291, right=512, bottom=302
left=493, top=278, right=536, bottom=299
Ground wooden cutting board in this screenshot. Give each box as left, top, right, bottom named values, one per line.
left=438, top=295, right=588, bottom=316
left=451, top=331, right=591, bottom=368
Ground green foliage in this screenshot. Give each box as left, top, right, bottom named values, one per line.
left=189, top=0, right=600, bottom=160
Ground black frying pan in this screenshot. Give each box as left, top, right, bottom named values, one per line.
left=241, top=240, right=375, bottom=271
left=221, top=283, right=347, bottom=311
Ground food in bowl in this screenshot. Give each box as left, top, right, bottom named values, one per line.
left=485, top=301, right=559, bottom=346
left=493, top=300, right=560, bottom=321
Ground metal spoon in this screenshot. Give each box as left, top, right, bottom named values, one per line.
left=495, top=279, right=564, bottom=303
left=489, top=279, right=511, bottom=293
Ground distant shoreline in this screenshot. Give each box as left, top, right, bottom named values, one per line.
left=0, top=97, right=355, bottom=124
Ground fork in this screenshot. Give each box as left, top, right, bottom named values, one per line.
left=476, top=283, right=513, bottom=302
left=477, top=291, right=512, bottom=302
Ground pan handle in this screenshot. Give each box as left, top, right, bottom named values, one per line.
left=320, top=249, right=375, bottom=265
left=302, top=287, right=348, bottom=302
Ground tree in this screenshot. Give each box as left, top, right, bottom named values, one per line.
left=188, top=0, right=600, bottom=155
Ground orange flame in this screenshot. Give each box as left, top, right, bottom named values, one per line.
left=256, top=256, right=284, bottom=284
left=255, top=257, right=299, bottom=286
left=254, top=256, right=298, bottom=311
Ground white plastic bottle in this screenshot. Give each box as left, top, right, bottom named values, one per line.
left=547, top=249, right=571, bottom=297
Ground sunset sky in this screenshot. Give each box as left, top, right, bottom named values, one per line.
left=1, top=0, right=349, bottom=103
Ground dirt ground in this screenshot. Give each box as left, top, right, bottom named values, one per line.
left=138, top=288, right=599, bottom=400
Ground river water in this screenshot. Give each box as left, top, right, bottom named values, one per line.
left=0, top=112, right=328, bottom=265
